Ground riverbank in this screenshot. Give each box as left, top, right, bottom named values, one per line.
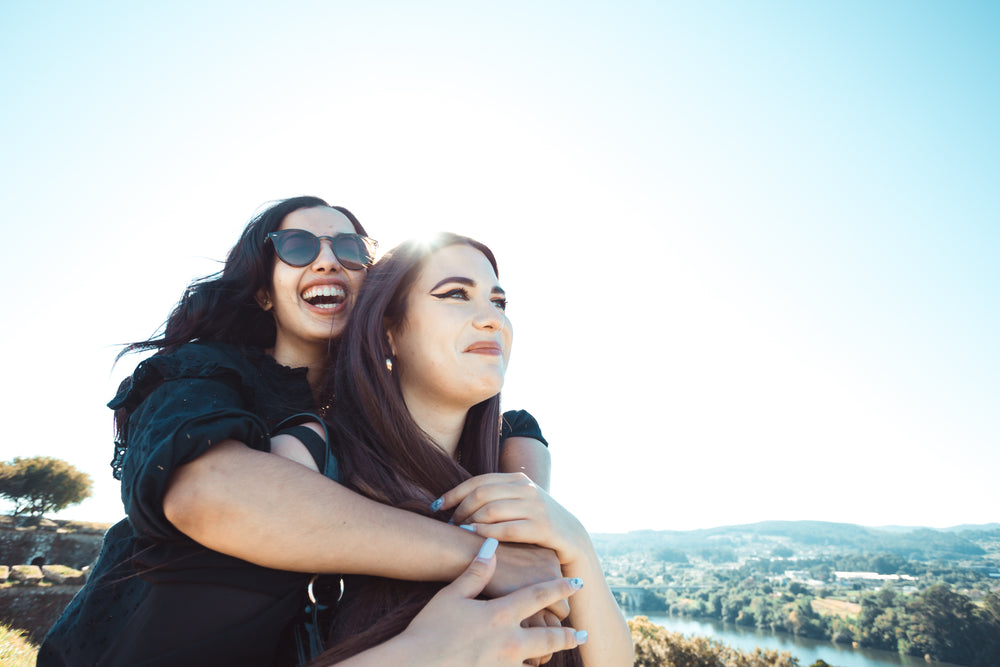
left=634, top=613, right=963, bottom=667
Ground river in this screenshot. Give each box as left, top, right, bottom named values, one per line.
left=633, top=613, right=963, bottom=667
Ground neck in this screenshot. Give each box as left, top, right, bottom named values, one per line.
left=268, top=340, right=331, bottom=399
left=399, top=387, right=468, bottom=459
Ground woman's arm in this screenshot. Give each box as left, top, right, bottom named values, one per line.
left=499, top=437, right=550, bottom=490
left=439, top=474, right=635, bottom=666
left=330, top=539, right=585, bottom=667
left=162, top=440, right=568, bottom=613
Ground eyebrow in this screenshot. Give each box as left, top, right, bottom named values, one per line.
left=430, top=276, right=506, bottom=297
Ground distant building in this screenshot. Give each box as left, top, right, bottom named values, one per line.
left=833, top=571, right=917, bottom=582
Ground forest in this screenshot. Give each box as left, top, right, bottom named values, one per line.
left=597, top=521, right=1000, bottom=666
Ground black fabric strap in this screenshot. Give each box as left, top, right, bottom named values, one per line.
left=277, top=424, right=327, bottom=471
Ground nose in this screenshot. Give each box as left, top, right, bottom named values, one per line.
left=473, top=300, right=506, bottom=332
left=311, top=238, right=343, bottom=273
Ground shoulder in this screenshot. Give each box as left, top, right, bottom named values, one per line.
left=501, top=409, right=548, bottom=447
left=108, top=342, right=264, bottom=412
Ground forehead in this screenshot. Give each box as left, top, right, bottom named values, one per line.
left=414, top=244, right=499, bottom=290
left=279, top=206, right=355, bottom=236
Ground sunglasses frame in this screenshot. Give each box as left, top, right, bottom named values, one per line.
left=267, top=229, right=378, bottom=270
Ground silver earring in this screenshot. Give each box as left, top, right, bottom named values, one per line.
left=385, top=357, right=393, bottom=373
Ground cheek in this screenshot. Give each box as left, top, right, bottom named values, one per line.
left=270, top=267, right=297, bottom=301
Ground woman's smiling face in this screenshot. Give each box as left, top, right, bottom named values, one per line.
left=263, top=206, right=366, bottom=362
left=388, top=243, right=512, bottom=412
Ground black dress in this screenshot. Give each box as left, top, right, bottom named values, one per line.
left=38, top=342, right=547, bottom=666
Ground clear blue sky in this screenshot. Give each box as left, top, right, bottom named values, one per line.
left=1, top=1, right=997, bottom=533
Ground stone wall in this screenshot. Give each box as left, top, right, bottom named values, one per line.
left=0, top=517, right=109, bottom=643
left=0, top=585, right=81, bottom=643
left=0, top=525, right=105, bottom=570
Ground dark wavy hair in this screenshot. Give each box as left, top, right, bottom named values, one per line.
left=111, top=197, right=367, bottom=469
left=315, top=233, right=580, bottom=666
left=119, top=196, right=367, bottom=358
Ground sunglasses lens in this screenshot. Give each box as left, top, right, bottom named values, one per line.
left=273, top=230, right=320, bottom=267
left=332, top=235, right=373, bottom=270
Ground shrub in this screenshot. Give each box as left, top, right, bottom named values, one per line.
left=629, top=615, right=800, bottom=667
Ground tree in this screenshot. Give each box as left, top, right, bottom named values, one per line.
left=0, top=456, right=92, bottom=519
left=904, top=584, right=978, bottom=665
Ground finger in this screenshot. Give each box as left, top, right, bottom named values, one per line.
left=452, top=483, right=534, bottom=525
left=545, top=598, right=570, bottom=621
left=500, top=576, right=583, bottom=622
left=519, top=626, right=586, bottom=662
left=524, top=611, right=561, bottom=665
left=464, top=519, right=537, bottom=544
left=461, top=498, right=537, bottom=527
left=433, top=472, right=528, bottom=512
left=521, top=611, right=547, bottom=629
left=440, top=538, right=498, bottom=600
left=536, top=611, right=562, bottom=664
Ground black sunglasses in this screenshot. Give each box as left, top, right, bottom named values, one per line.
left=267, top=229, right=378, bottom=270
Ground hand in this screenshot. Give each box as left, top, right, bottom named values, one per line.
left=520, top=610, right=564, bottom=666
left=440, top=473, right=591, bottom=567
left=488, top=542, right=570, bottom=620
left=399, top=538, right=587, bottom=667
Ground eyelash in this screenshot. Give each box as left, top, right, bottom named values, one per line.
left=432, top=288, right=508, bottom=311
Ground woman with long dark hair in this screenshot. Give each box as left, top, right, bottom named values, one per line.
left=284, top=233, right=633, bottom=666
left=39, top=198, right=568, bottom=666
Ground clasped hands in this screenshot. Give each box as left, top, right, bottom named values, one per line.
left=436, top=473, right=592, bottom=665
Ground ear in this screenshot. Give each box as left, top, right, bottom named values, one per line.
left=384, top=328, right=397, bottom=357
left=256, top=287, right=273, bottom=311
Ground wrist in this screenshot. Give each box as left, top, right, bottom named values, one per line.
left=439, top=524, right=487, bottom=581
left=557, top=518, right=593, bottom=567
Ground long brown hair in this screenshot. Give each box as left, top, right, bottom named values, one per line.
left=316, top=233, right=579, bottom=665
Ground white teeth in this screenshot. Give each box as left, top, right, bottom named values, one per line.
left=301, top=285, right=345, bottom=300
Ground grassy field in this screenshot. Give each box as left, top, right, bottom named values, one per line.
left=811, top=597, right=862, bottom=619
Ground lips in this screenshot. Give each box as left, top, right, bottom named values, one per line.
left=465, top=341, right=503, bottom=355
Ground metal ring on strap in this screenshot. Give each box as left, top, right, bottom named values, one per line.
left=307, top=574, right=319, bottom=605
left=307, top=574, right=345, bottom=605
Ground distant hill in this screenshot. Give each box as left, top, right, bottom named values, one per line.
left=872, top=523, right=1000, bottom=533
left=592, top=520, right=1000, bottom=562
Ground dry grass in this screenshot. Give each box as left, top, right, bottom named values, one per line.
left=0, top=623, right=38, bottom=667
left=811, top=597, right=861, bottom=618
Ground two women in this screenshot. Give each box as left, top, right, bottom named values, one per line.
left=39, top=198, right=576, bottom=665
left=289, top=233, right=633, bottom=665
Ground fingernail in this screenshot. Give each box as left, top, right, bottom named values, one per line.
left=568, top=577, right=584, bottom=590
left=476, top=537, right=498, bottom=560
left=430, top=497, right=444, bottom=512
left=459, top=524, right=476, bottom=533
left=575, top=630, right=588, bottom=645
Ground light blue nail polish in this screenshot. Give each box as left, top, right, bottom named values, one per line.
left=459, top=524, right=476, bottom=532
left=568, top=577, right=584, bottom=590
left=476, top=537, right=498, bottom=560
left=430, top=497, right=444, bottom=512
left=575, top=630, right=588, bottom=645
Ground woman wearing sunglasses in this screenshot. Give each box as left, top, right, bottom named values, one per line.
left=279, top=233, right=632, bottom=667
left=39, top=197, right=567, bottom=666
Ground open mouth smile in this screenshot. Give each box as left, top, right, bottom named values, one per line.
left=301, top=284, right=346, bottom=310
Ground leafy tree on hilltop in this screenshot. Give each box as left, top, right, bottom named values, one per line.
left=0, top=456, right=92, bottom=519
